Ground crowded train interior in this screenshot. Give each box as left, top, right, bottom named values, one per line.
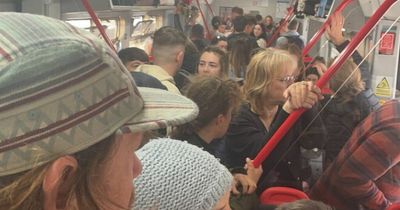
left=0, top=0, right=400, bottom=209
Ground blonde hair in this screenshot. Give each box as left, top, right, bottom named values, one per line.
left=0, top=135, right=122, bottom=210
left=329, top=59, right=364, bottom=103
left=243, top=48, right=296, bottom=114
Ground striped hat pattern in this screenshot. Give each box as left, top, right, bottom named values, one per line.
left=0, top=13, right=198, bottom=177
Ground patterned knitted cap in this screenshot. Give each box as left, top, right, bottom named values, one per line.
left=0, top=13, right=198, bottom=177
left=133, top=138, right=233, bottom=210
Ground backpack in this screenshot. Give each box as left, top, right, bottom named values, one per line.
left=285, top=35, right=305, bottom=50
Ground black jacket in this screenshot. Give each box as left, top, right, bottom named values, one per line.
left=224, top=104, right=326, bottom=194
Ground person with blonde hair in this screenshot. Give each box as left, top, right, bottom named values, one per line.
left=225, top=48, right=326, bottom=194
left=316, top=58, right=379, bottom=169
left=0, top=13, right=198, bottom=210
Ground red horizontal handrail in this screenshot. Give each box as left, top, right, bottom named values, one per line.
left=254, top=0, right=398, bottom=167
left=81, top=0, right=116, bottom=52
left=302, top=0, right=353, bottom=56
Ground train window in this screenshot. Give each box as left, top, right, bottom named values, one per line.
left=129, top=17, right=156, bottom=51
left=66, top=20, right=91, bottom=31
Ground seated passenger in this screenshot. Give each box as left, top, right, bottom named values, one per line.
left=0, top=13, right=197, bottom=210
left=136, top=26, right=187, bottom=94
left=197, top=47, right=229, bottom=78
left=310, top=100, right=400, bottom=210
left=133, top=139, right=232, bottom=210
left=224, top=49, right=325, bottom=194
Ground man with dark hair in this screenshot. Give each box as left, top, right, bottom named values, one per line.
left=231, top=6, right=244, bottom=20
left=136, top=26, right=187, bottom=94
left=227, top=15, right=259, bottom=51
left=276, top=19, right=305, bottom=49
left=190, top=24, right=209, bottom=52
left=118, top=47, right=149, bottom=71
left=117, top=47, right=167, bottom=90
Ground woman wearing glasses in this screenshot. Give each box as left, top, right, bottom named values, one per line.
left=224, top=48, right=326, bottom=194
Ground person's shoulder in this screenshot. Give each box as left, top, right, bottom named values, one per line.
left=131, top=71, right=167, bottom=90
left=232, top=104, right=259, bottom=124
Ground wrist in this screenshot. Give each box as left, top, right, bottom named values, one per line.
left=283, top=102, right=294, bottom=113
left=333, top=37, right=346, bottom=46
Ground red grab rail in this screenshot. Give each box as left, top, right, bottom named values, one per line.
left=253, top=0, right=399, bottom=167
left=302, top=0, right=353, bottom=56
left=81, top=0, right=116, bottom=52
left=195, top=0, right=212, bottom=40
left=266, top=0, right=297, bottom=47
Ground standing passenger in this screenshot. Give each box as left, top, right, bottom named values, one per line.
left=211, top=36, right=229, bottom=52
left=212, top=16, right=227, bottom=37
left=225, top=49, right=325, bottom=194
left=0, top=12, right=198, bottom=210
left=198, top=47, right=229, bottom=78
left=252, top=23, right=268, bottom=48
left=136, top=26, right=187, bottom=94
left=191, top=24, right=209, bottom=52
left=310, top=100, right=400, bottom=210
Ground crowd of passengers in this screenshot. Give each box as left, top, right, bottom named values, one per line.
left=0, top=6, right=399, bottom=210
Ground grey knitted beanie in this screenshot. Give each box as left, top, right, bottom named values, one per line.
left=133, top=138, right=233, bottom=210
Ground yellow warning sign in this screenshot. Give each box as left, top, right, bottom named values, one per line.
left=375, top=77, right=391, bottom=97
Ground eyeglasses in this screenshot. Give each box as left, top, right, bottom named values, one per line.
left=276, top=75, right=297, bottom=83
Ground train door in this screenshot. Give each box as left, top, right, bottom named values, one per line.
left=371, top=20, right=400, bottom=101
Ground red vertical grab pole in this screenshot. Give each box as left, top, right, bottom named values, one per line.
left=204, top=0, right=215, bottom=17
left=266, top=1, right=297, bottom=47
left=302, top=0, right=353, bottom=56
left=195, top=0, right=212, bottom=39
left=81, top=0, right=116, bottom=52
left=253, top=0, right=398, bottom=167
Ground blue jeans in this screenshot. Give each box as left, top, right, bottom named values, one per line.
left=317, top=0, right=328, bottom=17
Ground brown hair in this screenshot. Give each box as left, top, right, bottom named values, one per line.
left=229, top=36, right=254, bottom=77
left=244, top=48, right=296, bottom=115
left=172, top=76, right=242, bottom=136
left=200, top=46, right=229, bottom=78
left=0, top=135, right=121, bottom=210
left=329, top=59, right=364, bottom=102
left=278, top=43, right=304, bottom=79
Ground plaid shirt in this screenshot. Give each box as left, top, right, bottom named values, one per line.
left=310, top=100, right=400, bottom=210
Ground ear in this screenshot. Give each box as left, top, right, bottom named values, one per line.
left=176, top=50, right=185, bottom=63
left=43, top=156, right=78, bottom=210
left=215, top=114, right=225, bottom=126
